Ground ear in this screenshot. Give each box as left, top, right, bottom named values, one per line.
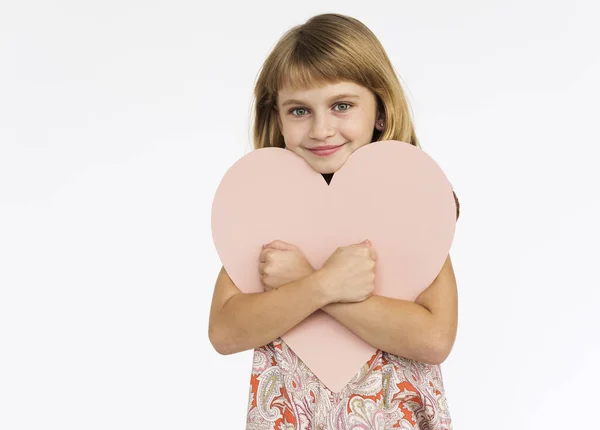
left=374, top=112, right=386, bottom=131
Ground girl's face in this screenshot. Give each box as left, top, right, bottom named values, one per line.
left=276, top=80, right=385, bottom=174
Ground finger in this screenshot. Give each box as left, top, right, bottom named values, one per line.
left=258, top=262, right=265, bottom=275
left=264, top=239, right=293, bottom=251
left=259, top=249, right=274, bottom=262
left=263, top=240, right=277, bottom=249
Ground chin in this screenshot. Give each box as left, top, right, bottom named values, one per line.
left=310, top=159, right=345, bottom=174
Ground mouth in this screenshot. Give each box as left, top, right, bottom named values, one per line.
left=307, top=143, right=345, bottom=157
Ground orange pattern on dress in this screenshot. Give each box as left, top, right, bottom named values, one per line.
left=245, top=338, right=453, bottom=429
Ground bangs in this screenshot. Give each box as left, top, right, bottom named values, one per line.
left=273, top=45, right=361, bottom=93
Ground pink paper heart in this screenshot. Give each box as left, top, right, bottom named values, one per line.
left=211, top=140, right=456, bottom=393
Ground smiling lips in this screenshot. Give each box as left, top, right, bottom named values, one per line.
left=308, top=144, right=345, bottom=157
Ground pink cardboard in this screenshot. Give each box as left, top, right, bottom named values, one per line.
left=211, top=140, right=456, bottom=393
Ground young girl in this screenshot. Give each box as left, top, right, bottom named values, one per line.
left=209, top=13, right=460, bottom=430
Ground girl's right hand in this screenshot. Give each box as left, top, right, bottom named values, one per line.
left=317, top=240, right=377, bottom=304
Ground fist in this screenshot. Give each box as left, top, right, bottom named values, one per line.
left=259, top=240, right=315, bottom=291
left=318, top=239, right=377, bottom=303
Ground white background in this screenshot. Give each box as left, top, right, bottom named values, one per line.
left=1, top=1, right=599, bottom=429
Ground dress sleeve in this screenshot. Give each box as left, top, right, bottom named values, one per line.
left=453, top=190, right=460, bottom=221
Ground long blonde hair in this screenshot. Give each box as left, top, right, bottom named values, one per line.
left=250, top=13, right=421, bottom=151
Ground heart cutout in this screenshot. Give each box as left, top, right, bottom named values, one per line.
left=211, top=140, right=456, bottom=392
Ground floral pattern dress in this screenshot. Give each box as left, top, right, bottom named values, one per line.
left=245, top=338, right=453, bottom=430
left=245, top=191, right=460, bottom=429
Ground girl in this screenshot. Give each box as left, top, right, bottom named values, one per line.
left=209, top=13, right=460, bottom=430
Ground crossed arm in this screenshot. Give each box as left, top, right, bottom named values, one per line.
left=319, top=254, right=458, bottom=365
left=334, top=190, right=459, bottom=363
left=209, top=254, right=458, bottom=365
left=210, top=193, right=460, bottom=364
left=316, top=191, right=460, bottom=363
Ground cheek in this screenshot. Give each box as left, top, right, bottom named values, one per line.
left=281, top=127, right=305, bottom=148
left=284, top=139, right=301, bottom=151
left=341, top=112, right=372, bottom=134
left=339, top=121, right=367, bottom=139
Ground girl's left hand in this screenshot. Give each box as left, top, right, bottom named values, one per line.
left=259, top=240, right=315, bottom=291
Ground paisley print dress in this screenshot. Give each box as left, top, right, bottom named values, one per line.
left=245, top=191, right=460, bottom=429
left=245, top=338, right=453, bottom=429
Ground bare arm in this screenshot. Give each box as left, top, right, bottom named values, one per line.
left=322, top=297, right=440, bottom=364
left=208, top=266, right=329, bottom=355
left=321, top=254, right=458, bottom=365
left=321, top=193, right=460, bottom=364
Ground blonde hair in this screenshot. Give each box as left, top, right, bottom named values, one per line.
left=250, top=13, right=421, bottom=151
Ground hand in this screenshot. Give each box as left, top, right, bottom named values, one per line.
left=317, top=239, right=377, bottom=304
left=259, top=240, right=315, bottom=291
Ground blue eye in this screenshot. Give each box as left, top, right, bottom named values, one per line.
left=335, top=103, right=351, bottom=112
left=290, top=107, right=308, bottom=116
left=289, top=103, right=352, bottom=116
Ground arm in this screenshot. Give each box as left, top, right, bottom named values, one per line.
left=324, top=191, right=460, bottom=363
left=320, top=254, right=458, bottom=365
left=208, top=266, right=328, bottom=355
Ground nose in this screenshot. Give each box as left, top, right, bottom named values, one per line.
left=308, top=114, right=335, bottom=140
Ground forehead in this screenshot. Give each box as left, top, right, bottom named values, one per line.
left=278, top=80, right=367, bottom=100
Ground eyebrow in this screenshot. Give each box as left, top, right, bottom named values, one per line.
left=280, top=93, right=361, bottom=108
